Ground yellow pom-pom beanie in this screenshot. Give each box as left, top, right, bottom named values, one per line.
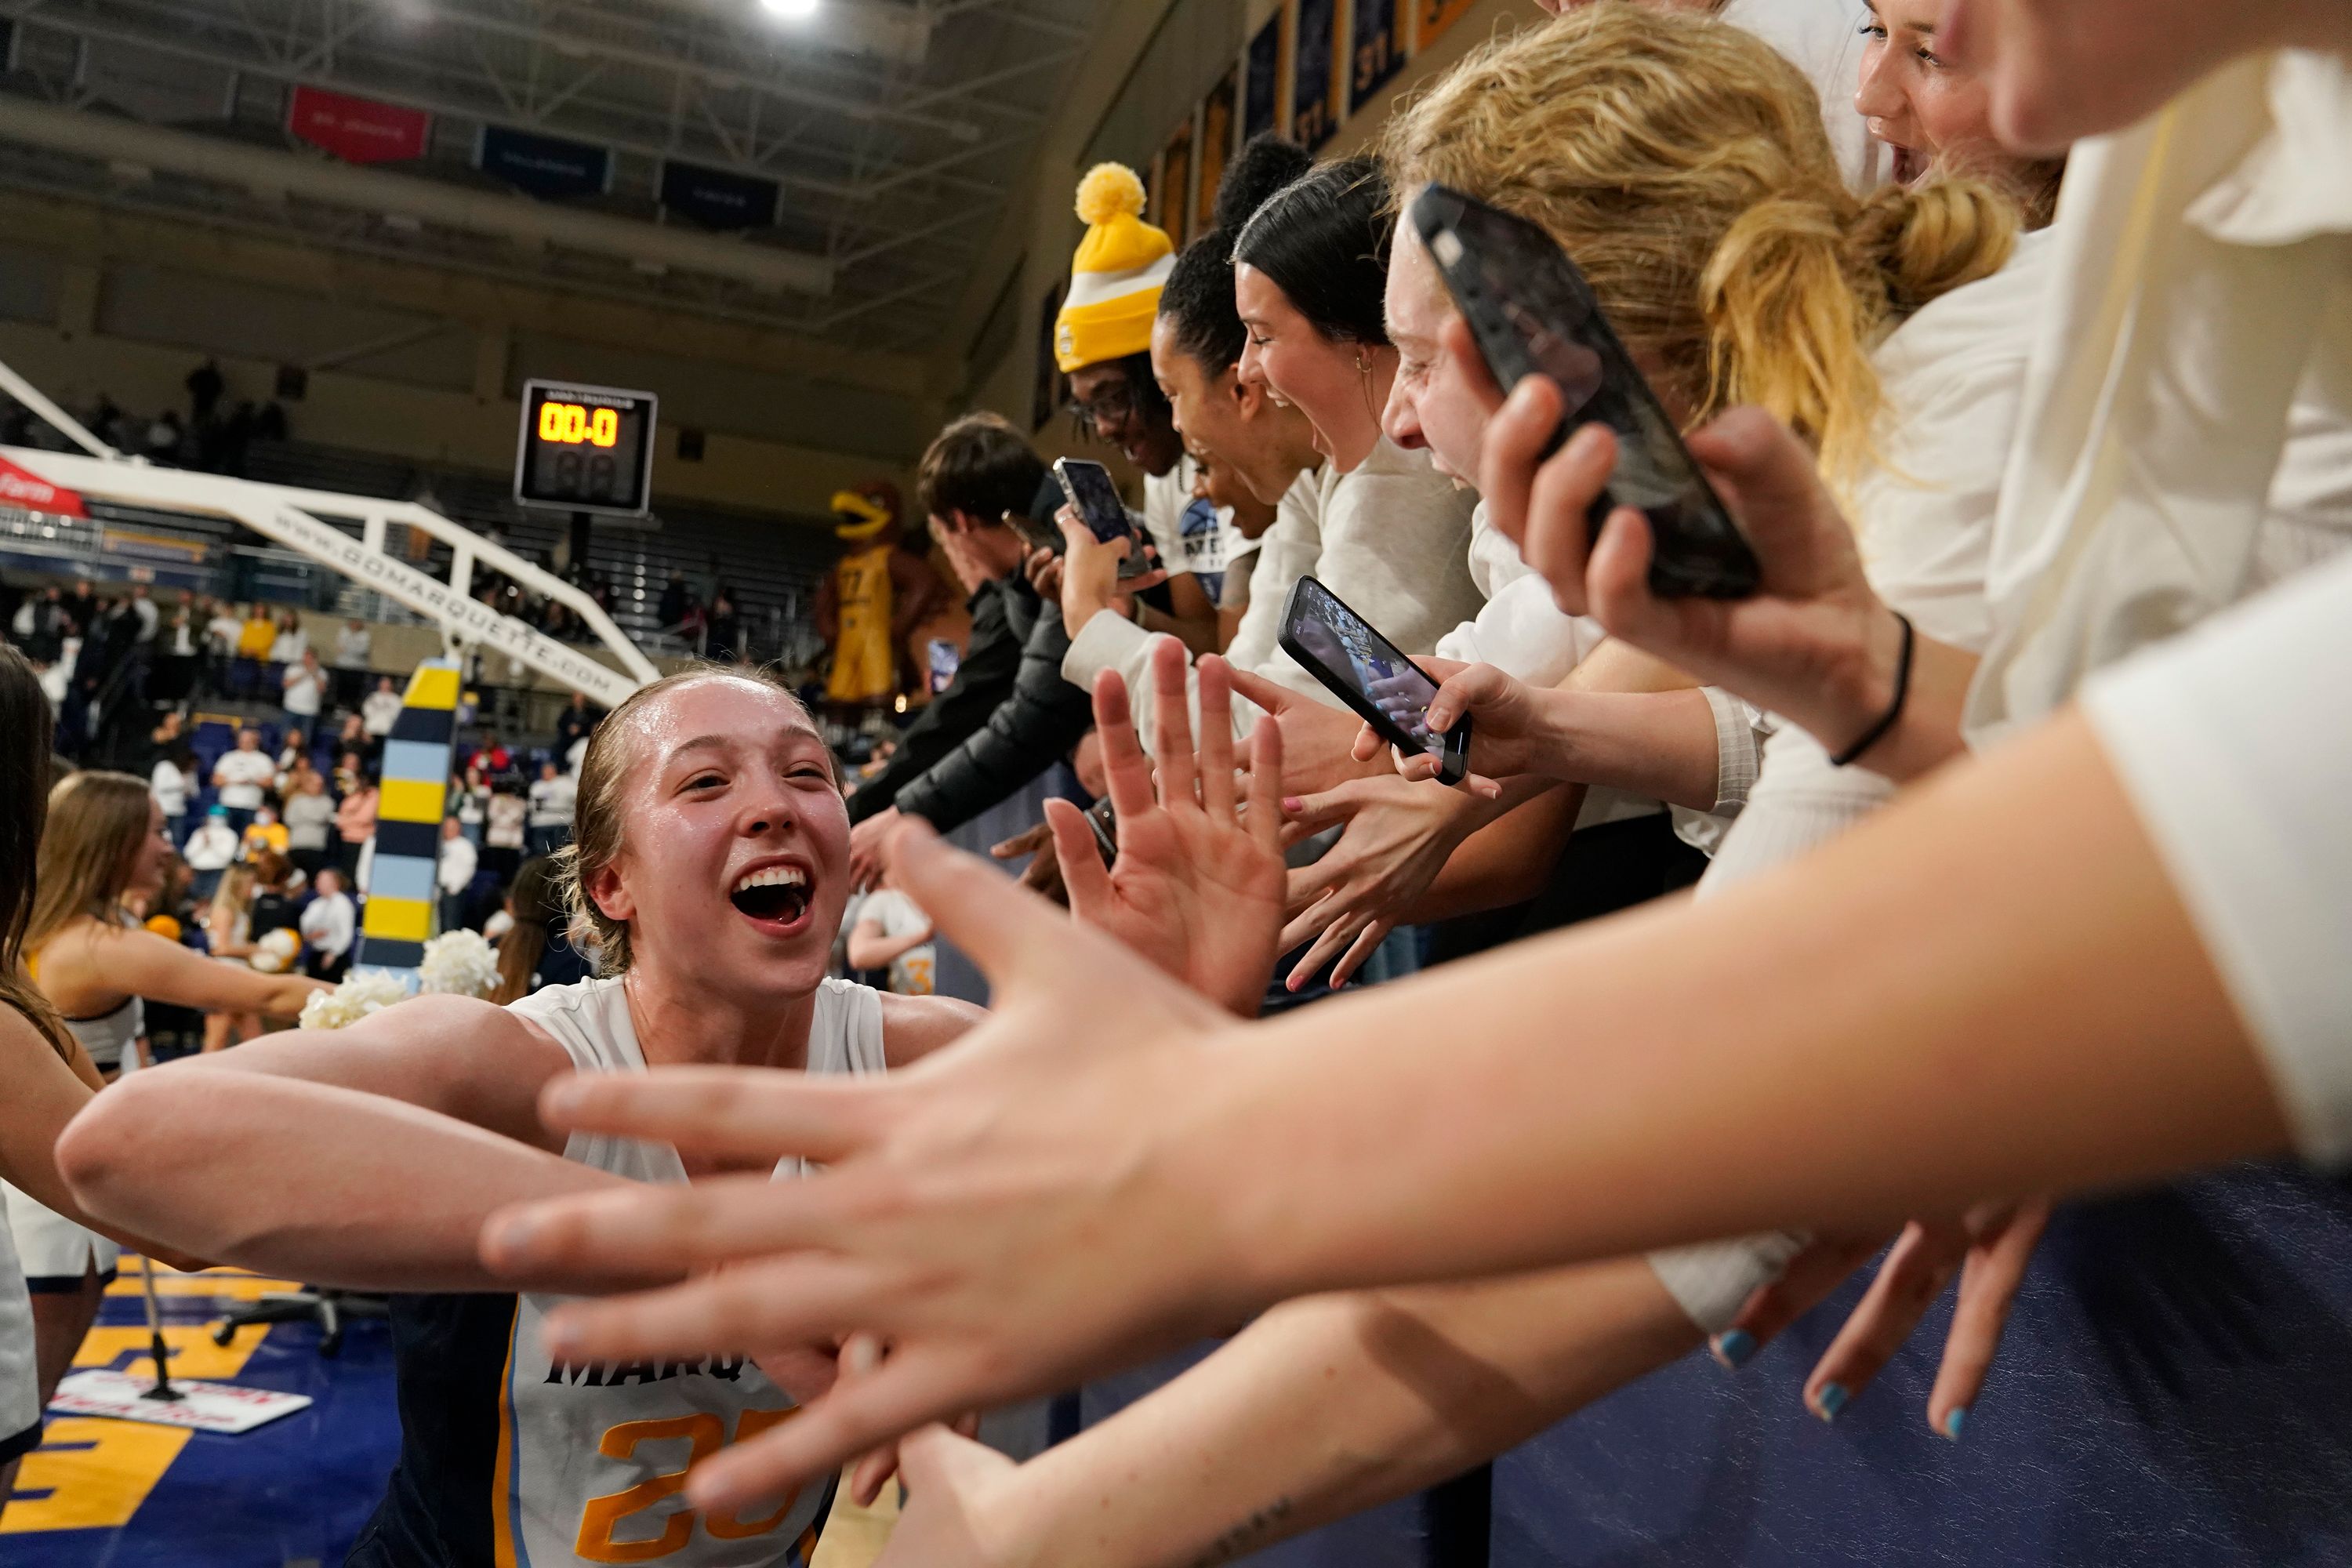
left=1054, top=162, right=1175, bottom=373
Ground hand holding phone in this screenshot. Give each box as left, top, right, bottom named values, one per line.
left=1052, top=459, right=1154, bottom=582
left=1278, top=576, right=1472, bottom=787
left=1410, top=183, right=1761, bottom=600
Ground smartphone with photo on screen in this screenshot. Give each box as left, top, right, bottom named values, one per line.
left=1051, top=458, right=1156, bottom=581
left=1277, top=575, right=1472, bottom=787
left=1410, top=183, right=1762, bottom=600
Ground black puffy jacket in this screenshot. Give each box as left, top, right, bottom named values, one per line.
left=884, top=575, right=1091, bottom=833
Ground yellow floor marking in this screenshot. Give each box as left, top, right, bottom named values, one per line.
left=3, top=1259, right=284, bottom=1534
left=1, top=1419, right=194, bottom=1533
left=72, top=1321, right=270, bottom=1382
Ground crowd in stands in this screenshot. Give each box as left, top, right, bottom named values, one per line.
left=2, top=570, right=604, bottom=1055
left=0, top=359, right=292, bottom=477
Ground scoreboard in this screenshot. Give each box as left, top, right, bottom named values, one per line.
left=514, top=379, right=657, bottom=517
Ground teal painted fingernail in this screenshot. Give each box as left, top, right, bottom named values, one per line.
left=1711, top=1330, right=1757, bottom=1370
left=1814, top=1383, right=1849, bottom=1421
left=1943, top=1406, right=1967, bottom=1441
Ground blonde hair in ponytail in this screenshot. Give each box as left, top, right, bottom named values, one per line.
left=1383, top=2, right=2019, bottom=488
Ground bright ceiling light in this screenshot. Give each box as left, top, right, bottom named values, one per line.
left=760, top=0, right=818, bottom=18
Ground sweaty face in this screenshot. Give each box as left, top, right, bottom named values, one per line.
left=1236, top=263, right=1381, bottom=472
left=593, top=678, right=849, bottom=1000
left=1380, top=220, right=1490, bottom=485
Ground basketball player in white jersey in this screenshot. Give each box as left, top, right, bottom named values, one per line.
left=59, top=667, right=982, bottom=1567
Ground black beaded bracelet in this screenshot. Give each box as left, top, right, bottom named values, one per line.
left=1829, top=609, right=1914, bottom=768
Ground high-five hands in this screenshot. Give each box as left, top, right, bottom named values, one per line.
left=479, top=828, right=1248, bottom=1512
left=1047, top=640, right=1287, bottom=1017
left=1711, top=1200, right=2050, bottom=1438
left=475, top=644, right=1298, bottom=1513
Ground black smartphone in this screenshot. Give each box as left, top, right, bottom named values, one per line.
left=1278, top=575, right=1472, bottom=787
left=1004, top=508, right=1063, bottom=556
left=1051, top=458, right=1154, bottom=581
left=1410, top=183, right=1762, bottom=600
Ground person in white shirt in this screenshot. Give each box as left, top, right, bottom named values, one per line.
left=360, top=676, right=403, bottom=739
left=127, top=586, right=158, bottom=645
left=181, top=806, right=238, bottom=903
left=435, top=815, right=478, bottom=935
left=281, top=649, right=324, bottom=736
left=209, top=728, right=274, bottom=836
left=296, top=866, right=356, bottom=982
left=332, top=619, right=372, bottom=709
left=280, top=770, right=339, bottom=880
left=524, top=760, right=575, bottom=858
left=846, top=873, right=936, bottom=996
left=149, top=747, right=191, bottom=848
left=266, top=612, right=307, bottom=667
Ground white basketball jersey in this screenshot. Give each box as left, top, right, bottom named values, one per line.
left=495, top=975, right=886, bottom=1566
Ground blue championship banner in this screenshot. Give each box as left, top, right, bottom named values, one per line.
left=1290, top=0, right=1340, bottom=149
left=1350, top=0, right=1408, bottom=114
left=477, top=125, right=612, bottom=201
left=659, top=160, right=781, bottom=230
left=1243, top=9, right=1285, bottom=143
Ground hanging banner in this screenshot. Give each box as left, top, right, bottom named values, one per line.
left=287, top=85, right=430, bottom=163
left=1415, top=0, right=1479, bottom=52
left=475, top=125, right=612, bottom=201
left=1351, top=0, right=1410, bottom=113
left=80, top=38, right=237, bottom=124
left=1158, top=115, right=1195, bottom=249
left=1242, top=10, right=1285, bottom=144
left=0, top=455, right=88, bottom=517
left=1291, top=0, right=1341, bottom=150
left=659, top=161, right=779, bottom=230
left=1196, top=67, right=1238, bottom=236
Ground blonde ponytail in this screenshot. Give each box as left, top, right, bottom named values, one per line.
left=1852, top=179, right=2020, bottom=318
left=1386, top=2, right=2020, bottom=492
left=1700, top=195, right=1886, bottom=488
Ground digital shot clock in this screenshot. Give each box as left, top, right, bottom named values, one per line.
left=514, top=379, right=657, bottom=517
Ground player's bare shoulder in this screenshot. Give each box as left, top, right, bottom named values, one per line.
left=878, top=991, right=984, bottom=1069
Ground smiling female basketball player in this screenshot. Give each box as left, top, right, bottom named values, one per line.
left=58, top=666, right=981, bottom=1567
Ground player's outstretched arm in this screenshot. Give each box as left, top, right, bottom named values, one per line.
left=59, top=995, right=655, bottom=1294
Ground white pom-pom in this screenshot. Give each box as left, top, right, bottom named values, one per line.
left=249, top=927, right=300, bottom=974
left=300, top=971, right=412, bottom=1031
left=419, top=928, right=500, bottom=1000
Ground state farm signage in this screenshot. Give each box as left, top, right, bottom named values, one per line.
left=0, top=455, right=86, bottom=517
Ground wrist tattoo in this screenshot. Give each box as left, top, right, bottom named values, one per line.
left=1189, top=1497, right=1295, bottom=1567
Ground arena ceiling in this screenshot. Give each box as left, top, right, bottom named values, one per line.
left=0, top=0, right=1103, bottom=351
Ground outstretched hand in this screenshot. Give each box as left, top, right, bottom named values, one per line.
left=1711, top=1200, right=2050, bottom=1438
left=478, top=822, right=1251, bottom=1515
left=1049, top=639, right=1286, bottom=1016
